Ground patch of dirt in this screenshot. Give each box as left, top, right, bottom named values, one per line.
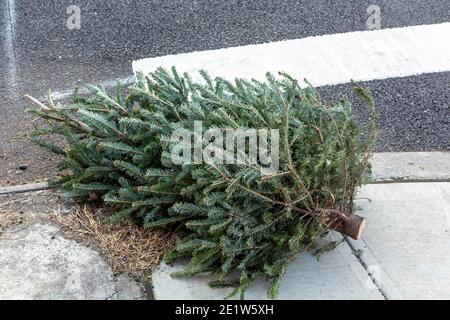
left=0, top=113, right=62, bottom=187
left=0, top=212, right=49, bottom=239
left=0, top=189, right=72, bottom=215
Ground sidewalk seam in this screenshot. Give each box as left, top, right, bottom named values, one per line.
left=370, top=178, right=450, bottom=184
left=345, top=238, right=404, bottom=300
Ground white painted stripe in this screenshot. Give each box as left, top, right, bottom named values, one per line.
left=133, top=23, right=450, bottom=87
left=3, top=0, right=18, bottom=94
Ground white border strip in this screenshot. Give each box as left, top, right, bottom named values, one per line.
left=133, top=23, right=450, bottom=87
left=3, top=0, right=18, bottom=93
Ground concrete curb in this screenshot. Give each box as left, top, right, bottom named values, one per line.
left=2, top=152, right=449, bottom=195
left=371, top=152, right=450, bottom=183
left=0, top=182, right=50, bottom=196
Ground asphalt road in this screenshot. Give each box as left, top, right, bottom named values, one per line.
left=1, top=0, right=449, bottom=185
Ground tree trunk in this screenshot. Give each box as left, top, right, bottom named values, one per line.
left=327, top=210, right=366, bottom=240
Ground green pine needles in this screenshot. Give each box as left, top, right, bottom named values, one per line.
left=27, top=67, right=377, bottom=299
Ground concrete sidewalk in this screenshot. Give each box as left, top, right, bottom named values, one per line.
left=0, top=152, right=450, bottom=299
left=351, top=182, right=450, bottom=299
left=1, top=153, right=449, bottom=299
left=153, top=181, right=450, bottom=300
left=0, top=222, right=144, bottom=300
left=153, top=232, right=384, bottom=300
left=151, top=153, right=450, bottom=300
left=0, top=190, right=145, bottom=300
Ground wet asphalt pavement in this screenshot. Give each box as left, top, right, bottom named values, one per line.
left=1, top=0, right=449, bottom=186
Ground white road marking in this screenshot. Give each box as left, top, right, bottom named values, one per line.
left=3, top=0, right=18, bottom=94
left=133, top=23, right=450, bottom=87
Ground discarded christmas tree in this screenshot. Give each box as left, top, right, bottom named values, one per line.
left=27, top=67, right=377, bottom=298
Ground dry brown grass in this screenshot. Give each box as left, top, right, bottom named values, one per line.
left=53, top=206, right=175, bottom=279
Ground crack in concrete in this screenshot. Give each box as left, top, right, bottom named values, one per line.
left=345, top=236, right=405, bottom=300
left=344, top=238, right=388, bottom=300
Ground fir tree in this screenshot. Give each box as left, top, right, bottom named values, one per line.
left=27, top=67, right=377, bottom=298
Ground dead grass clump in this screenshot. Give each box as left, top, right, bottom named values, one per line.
left=53, top=206, right=175, bottom=279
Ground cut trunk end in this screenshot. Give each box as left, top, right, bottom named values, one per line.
left=328, top=211, right=366, bottom=240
